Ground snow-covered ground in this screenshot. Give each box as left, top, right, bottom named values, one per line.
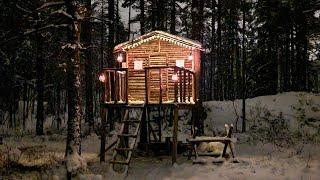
left=203, top=92, right=320, bottom=134
left=0, top=92, right=319, bottom=179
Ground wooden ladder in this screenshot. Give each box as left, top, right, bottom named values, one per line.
left=109, top=105, right=145, bottom=176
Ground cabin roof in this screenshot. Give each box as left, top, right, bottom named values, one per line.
left=114, top=31, right=203, bottom=52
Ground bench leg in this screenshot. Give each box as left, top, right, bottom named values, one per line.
left=194, top=144, right=198, bottom=160
left=229, top=142, right=236, bottom=159
left=221, top=142, right=228, bottom=158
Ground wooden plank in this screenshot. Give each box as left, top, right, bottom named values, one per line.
left=187, top=137, right=237, bottom=143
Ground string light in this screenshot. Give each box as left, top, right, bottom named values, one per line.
left=172, top=73, right=178, bottom=81
left=117, top=54, right=123, bottom=63
left=188, top=52, right=193, bottom=61
left=99, top=73, right=106, bottom=82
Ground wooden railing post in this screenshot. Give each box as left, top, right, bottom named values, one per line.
left=174, top=67, right=178, bottom=103
left=108, top=71, right=111, bottom=102
left=159, top=68, right=163, bottom=104
left=125, top=69, right=129, bottom=104
left=114, top=71, right=118, bottom=104
left=188, top=72, right=191, bottom=102
left=145, top=68, right=149, bottom=104
left=179, top=69, right=183, bottom=103
left=183, top=70, right=186, bottom=102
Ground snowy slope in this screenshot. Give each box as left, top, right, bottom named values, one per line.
left=203, top=92, right=320, bottom=134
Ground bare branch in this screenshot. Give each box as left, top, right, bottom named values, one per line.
left=16, top=4, right=33, bottom=14
left=0, top=24, right=69, bottom=46
left=50, top=9, right=73, bottom=19
left=37, top=1, right=65, bottom=11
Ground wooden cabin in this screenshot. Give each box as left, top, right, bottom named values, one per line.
left=99, top=31, right=203, bottom=170
left=100, top=31, right=202, bottom=105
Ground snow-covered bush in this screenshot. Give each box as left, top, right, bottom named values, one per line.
left=293, top=99, right=320, bottom=143
left=248, top=109, right=293, bottom=147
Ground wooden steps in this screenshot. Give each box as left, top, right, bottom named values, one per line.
left=110, top=106, right=145, bottom=176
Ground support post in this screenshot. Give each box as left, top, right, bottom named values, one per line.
left=179, top=70, right=183, bottom=102
left=125, top=69, right=129, bottom=104
left=172, top=105, right=178, bottom=164
left=183, top=70, right=186, bottom=102
left=174, top=68, right=178, bottom=102
left=145, top=69, right=149, bottom=104
left=159, top=68, right=163, bottom=104
left=100, top=108, right=108, bottom=162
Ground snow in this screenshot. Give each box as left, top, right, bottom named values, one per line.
left=203, top=92, right=320, bottom=133
left=66, top=151, right=87, bottom=173
left=1, top=92, right=319, bottom=179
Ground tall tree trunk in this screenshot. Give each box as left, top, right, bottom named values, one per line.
left=108, top=0, right=115, bottom=67
left=64, top=0, right=86, bottom=178
left=128, top=0, right=131, bottom=40
left=22, top=82, right=27, bottom=130
left=210, top=0, right=216, bottom=100
left=36, top=17, right=45, bottom=135
left=151, top=0, right=156, bottom=30
left=217, top=0, right=222, bottom=100
left=241, top=0, right=246, bottom=133
left=170, top=0, right=176, bottom=34
left=140, top=0, right=145, bottom=35
left=100, top=0, right=105, bottom=69
left=83, top=0, right=94, bottom=134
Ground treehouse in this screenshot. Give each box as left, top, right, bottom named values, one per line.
left=100, top=30, right=202, bottom=105
left=99, top=31, right=203, bottom=175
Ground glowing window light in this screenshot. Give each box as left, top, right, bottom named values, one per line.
left=176, top=60, right=185, bottom=68
left=99, top=74, right=106, bottom=82
left=172, top=73, right=178, bottom=81
left=188, top=52, right=193, bottom=61
left=134, top=60, right=143, bottom=70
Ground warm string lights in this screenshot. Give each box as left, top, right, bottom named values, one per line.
left=122, top=34, right=201, bottom=51
left=117, top=54, right=123, bottom=63
left=188, top=52, right=193, bottom=61
left=172, top=73, right=178, bottom=81
left=99, top=73, right=106, bottom=82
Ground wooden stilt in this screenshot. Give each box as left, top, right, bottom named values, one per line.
left=100, top=108, right=108, bottom=162
left=172, top=105, right=178, bottom=164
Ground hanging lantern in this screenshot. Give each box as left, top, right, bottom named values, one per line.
left=172, top=73, right=178, bottom=81
left=99, top=73, right=106, bottom=82
left=117, top=54, right=123, bottom=63
left=188, top=52, right=193, bottom=61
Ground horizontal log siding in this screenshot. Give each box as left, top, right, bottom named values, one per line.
left=125, top=39, right=200, bottom=103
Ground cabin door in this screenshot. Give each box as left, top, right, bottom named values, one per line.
left=148, top=53, right=169, bottom=102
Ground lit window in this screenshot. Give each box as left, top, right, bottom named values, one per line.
left=134, top=60, right=143, bottom=70
left=176, top=60, right=185, bottom=68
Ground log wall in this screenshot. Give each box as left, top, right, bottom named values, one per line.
left=123, top=39, right=200, bottom=103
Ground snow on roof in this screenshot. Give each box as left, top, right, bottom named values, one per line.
left=114, top=31, right=203, bottom=52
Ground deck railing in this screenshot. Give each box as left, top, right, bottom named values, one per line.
left=144, top=66, right=195, bottom=104
left=101, top=68, right=128, bottom=104
left=101, top=66, right=195, bottom=105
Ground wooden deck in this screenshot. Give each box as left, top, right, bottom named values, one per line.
left=101, top=66, right=197, bottom=106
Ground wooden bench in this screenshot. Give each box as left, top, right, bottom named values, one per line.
left=187, top=124, right=237, bottom=161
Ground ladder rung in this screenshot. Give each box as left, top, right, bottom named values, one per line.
left=115, top=147, right=133, bottom=151
left=110, top=160, right=129, bottom=165
left=123, top=120, right=141, bottom=123
left=118, top=134, right=137, bottom=138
